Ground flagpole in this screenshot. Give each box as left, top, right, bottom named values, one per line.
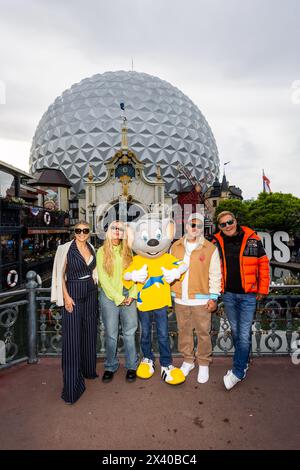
left=262, top=169, right=272, bottom=194
left=223, top=161, right=230, bottom=178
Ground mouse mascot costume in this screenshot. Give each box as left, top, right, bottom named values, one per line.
left=123, top=213, right=188, bottom=385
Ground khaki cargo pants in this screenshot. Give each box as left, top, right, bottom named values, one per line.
left=175, top=304, right=212, bottom=366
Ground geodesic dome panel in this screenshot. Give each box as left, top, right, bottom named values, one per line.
left=30, top=71, right=219, bottom=195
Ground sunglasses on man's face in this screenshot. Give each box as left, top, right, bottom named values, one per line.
left=219, top=219, right=235, bottom=228
left=111, top=225, right=125, bottom=232
left=188, top=222, right=203, bottom=229
left=75, top=228, right=90, bottom=235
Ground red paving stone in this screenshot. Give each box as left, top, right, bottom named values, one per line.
left=0, top=357, right=299, bottom=450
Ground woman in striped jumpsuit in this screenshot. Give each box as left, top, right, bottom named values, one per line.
left=61, top=221, right=98, bottom=404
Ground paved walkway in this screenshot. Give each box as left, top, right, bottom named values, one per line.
left=1, top=357, right=299, bottom=450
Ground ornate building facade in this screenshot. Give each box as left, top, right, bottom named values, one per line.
left=83, top=120, right=172, bottom=238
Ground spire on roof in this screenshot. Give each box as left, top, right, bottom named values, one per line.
left=221, top=172, right=229, bottom=191
left=120, top=102, right=128, bottom=150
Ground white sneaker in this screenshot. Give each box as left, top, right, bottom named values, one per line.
left=228, top=366, right=248, bottom=379
left=223, top=370, right=241, bottom=390
left=244, top=364, right=249, bottom=378
left=180, top=362, right=195, bottom=377
left=197, top=365, right=209, bottom=384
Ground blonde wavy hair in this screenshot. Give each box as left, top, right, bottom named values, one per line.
left=102, top=221, right=133, bottom=277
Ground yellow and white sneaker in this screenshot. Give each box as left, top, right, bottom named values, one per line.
left=161, top=365, right=186, bottom=385
left=136, top=358, right=155, bottom=379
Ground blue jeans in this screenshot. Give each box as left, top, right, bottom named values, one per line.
left=100, top=289, right=138, bottom=372
left=222, top=292, right=257, bottom=380
left=138, top=306, right=172, bottom=367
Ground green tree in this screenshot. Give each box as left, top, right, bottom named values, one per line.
left=213, top=192, right=300, bottom=235
left=247, top=192, right=300, bottom=235
left=214, top=199, right=250, bottom=226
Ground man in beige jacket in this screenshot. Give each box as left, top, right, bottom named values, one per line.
left=171, top=213, right=221, bottom=383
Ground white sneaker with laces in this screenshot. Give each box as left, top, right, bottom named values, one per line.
left=227, top=365, right=248, bottom=379
left=223, top=370, right=241, bottom=390
left=197, top=365, right=209, bottom=384
left=180, top=362, right=195, bottom=377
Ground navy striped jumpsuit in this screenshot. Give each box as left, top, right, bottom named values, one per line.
left=61, top=240, right=98, bottom=404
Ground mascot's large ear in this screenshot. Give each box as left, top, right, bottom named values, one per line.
left=162, top=218, right=175, bottom=241
left=126, top=222, right=136, bottom=249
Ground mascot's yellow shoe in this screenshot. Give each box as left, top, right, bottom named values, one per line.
left=161, top=365, right=186, bottom=385
left=136, top=358, right=155, bottom=379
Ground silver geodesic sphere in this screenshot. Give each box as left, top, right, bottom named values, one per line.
left=30, top=71, right=219, bottom=195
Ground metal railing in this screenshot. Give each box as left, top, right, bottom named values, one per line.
left=0, top=199, right=69, bottom=228
left=1, top=271, right=300, bottom=370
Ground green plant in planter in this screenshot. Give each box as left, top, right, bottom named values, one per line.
left=10, top=197, right=26, bottom=205
left=277, top=275, right=300, bottom=295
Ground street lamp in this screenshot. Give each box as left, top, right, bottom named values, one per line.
left=89, top=203, right=96, bottom=246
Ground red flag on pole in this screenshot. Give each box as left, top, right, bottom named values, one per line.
left=262, top=170, right=272, bottom=193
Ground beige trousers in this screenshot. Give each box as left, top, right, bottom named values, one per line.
left=175, top=304, right=212, bottom=366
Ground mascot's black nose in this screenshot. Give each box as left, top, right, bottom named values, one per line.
left=147, top=238, right=159, bottom=247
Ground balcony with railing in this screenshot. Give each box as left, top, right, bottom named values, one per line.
left=0, top=198, right=71, bottom=290
left=0, top=198, right=69, bottom=229
left=1, top=272, right=299, bottom=366
left=0, top=198, right=21, bottom=231
left=21, top=205, right=69, bottom=230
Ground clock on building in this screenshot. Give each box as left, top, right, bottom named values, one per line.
left=115, top=163, right=135, bottom=179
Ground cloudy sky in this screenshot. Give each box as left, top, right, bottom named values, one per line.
left=0, top=0, right=299, bottom=199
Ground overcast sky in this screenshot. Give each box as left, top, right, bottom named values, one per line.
left=0, top=0, right=299, bottom=199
